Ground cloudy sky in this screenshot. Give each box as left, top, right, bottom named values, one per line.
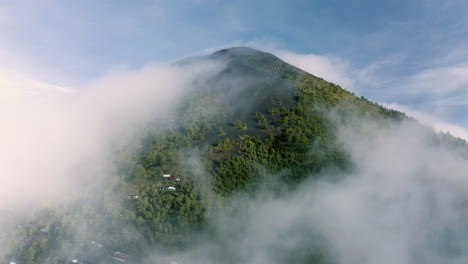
left=2, top=0, right=468, bottom=138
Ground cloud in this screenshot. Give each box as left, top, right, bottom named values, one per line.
left=0, top=59, right=224, bottom=214
left=0, top=68, right=75, bottom=103
left=315, top=116, right=468, bottom=264
left=382, top=102, right=468, bottom=141
left=367, top=62, right=468, bottom=141
left=275, top=51, right=356, bottom=91
left=148, top=112, right=468, bottom=264
left=403, top=64, right=468, bottom=96
left=360, top=59, right=468, bottom=112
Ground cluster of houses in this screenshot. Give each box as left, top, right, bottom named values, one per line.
left=160, top=174, right=179, bottom=191
left=131, top=174, right=180, bottom=199
left=109, top=251, right=130, bottom=262
left=162, top=174, right=181, bottom=181
left=8, top=173, right=186, bottom=264
left=65, top=241, right=132, bottom=264
left=158, top=186, right=176, bottom=191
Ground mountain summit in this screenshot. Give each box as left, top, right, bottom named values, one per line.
left=176, top=47, right=404, bottom=144
left=209, top=47, right=306, bottom=77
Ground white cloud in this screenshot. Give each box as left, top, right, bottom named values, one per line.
left=312, top=117, right=468, bottom=264
left=153, top=113, right=468, bottom=264
left=404, top=64, right=468, bottom=95
left=275, top=51, right=356, bottom=91
left=0, top=60, right=224, bottom=213
left=0, top=68, right=75, bottom=103
left=382, top=102, right=468, bottom=141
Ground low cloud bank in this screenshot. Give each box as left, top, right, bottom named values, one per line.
left=382, top=102, right=468, bottom=141
left=0, top=60, right=224, bottom=243
left=312, top=117, right=468, bottom=264
left=157, top=115, right=468, bottom=264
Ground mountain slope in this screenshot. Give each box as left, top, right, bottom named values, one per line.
left=116, top=47, right=409, bottom=249
left=6, top=47, right=464, bottom=264
left=178, top=47, right=403, bottom=143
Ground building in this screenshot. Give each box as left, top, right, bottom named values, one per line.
left=114, top=251, right=129, bottom=258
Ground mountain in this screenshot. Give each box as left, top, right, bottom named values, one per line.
left=210, top=47, right=307, bottom=77
left=5, top=48, right=466, bottom=264
left=178, top=47, right=403, bottom=142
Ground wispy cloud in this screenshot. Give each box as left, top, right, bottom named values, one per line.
left=382, top=102, right=468, bottom=141
left=275, top=51, right=356, bottom=91
left=371, top=61, right=468, bottom=125
left=403, top=64, right=468, bottom=96
left=0, top=68, right=75, bottom=103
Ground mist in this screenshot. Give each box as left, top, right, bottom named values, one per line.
left=0, top=59, right=224, bottom=256
left=151, top=113, right=468, bottom=264
left=3, top=49, right=468, bottom=264
left=315, top=116, right=468, bottom=264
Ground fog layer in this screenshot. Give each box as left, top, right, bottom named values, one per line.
left=161, top=116, right=468, bottom=264
left=0, top=60, right=223, bottom=220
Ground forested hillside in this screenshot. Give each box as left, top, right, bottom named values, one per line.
left=4, top=48, right=466, bottom=264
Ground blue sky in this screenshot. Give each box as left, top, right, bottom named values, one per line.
left=2, top=0, right=468, bottom=136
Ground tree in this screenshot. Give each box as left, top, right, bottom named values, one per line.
left=258, top=114, right=269, bottom=129
left=233, top=119, right=248, bottom=130
left=25, top=246, right=36, bottom=264
left=218, top=127, right=226, bottom=136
